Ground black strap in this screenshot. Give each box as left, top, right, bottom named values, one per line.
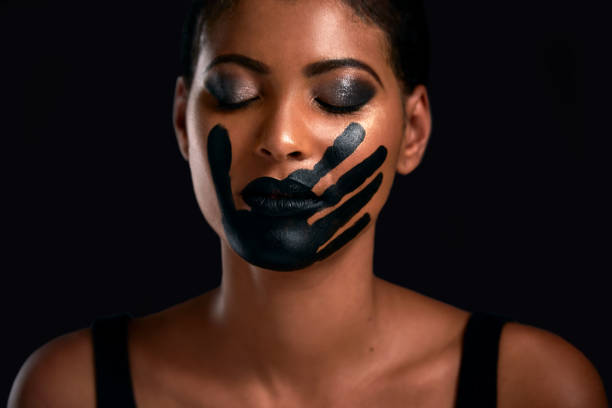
left=455, top=312, right=510, bottom=408
left=91, top=313, right=137, bottom=408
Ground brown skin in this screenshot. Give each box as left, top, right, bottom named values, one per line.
left=9, top=1, right=608, bottom=407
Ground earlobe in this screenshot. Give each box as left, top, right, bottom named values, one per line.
left=173, top=77, right=190, bottom=161
left=396, top=85, right=432, bottom=175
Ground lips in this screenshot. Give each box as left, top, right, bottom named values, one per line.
left=241, top=177, right=325, bottom=216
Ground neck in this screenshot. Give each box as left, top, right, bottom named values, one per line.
left=209, top=226, right=386, bottom=394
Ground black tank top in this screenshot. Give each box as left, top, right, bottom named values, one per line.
left=91, top=312, right=510, bottom=407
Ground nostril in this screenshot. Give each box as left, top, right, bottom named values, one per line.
left=258, top=147, right=303, bottom=160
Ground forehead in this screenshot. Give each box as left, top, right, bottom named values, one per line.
left=198, top=0, right=392, bottom=78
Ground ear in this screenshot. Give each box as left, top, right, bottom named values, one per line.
left=396, top=85, right=432, bottom=175
left=173, top=77, right=190, bottom=161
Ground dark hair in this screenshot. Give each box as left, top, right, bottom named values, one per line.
left=179, top=0, right=429, bottom=93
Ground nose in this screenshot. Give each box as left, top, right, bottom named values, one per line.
left=255, top=102, right=313, bottom=162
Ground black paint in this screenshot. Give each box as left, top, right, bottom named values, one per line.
left=207, top=122, right=388, bottom=271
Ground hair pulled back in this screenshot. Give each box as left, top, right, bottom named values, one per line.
left=179, top=0, right=429, bottom=94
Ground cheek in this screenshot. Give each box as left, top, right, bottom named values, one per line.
left=186, top=107, right=226, bottom=239
left=189, top=153, right=225, bottom=237
left=367, top=146, right=399, bottom=223
left=362, top=107, right=406, bottom=219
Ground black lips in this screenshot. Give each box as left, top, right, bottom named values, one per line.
left=207, top=122, right=388, bottom=271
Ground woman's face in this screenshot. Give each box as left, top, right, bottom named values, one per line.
left=174, top=0, right=431, bottom=271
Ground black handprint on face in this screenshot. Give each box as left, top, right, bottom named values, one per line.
left=207, top=122, right=387, bottom=271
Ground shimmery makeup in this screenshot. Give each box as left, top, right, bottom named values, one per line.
left=204, top=73, right=258, bottom=106
left=315, top=77, right=376, bottom=110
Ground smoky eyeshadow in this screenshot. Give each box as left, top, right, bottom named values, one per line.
left=316, top=77, right=376, bottom=108
left=204, top=73, right=258, bottom=105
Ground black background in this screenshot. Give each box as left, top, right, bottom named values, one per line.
left=3, top=0, right=610, bottom=402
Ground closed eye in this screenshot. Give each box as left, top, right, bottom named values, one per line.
left=204, top=73, right=260, bottom=112
left=315, top=98, right=367, bottom=115
left=215, top=96, right=260, bottom=111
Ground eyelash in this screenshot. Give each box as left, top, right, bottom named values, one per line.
left=315, top=98, right=365, bottom=115
left=216, top=97, right=259, bottom=111
left=213, top=97, right=366, bottom=116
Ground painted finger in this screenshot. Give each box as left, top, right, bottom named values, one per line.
left=312, top=172, right=383, bottom=245
left=319, top=145, right=387, bottom=207
left=315, top=213, right=370, bottom=262
left=207, top=124, right=237, bottom=212
left=287, top=122, right=365, bottom=188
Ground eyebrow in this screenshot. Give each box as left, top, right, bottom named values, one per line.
left=206, top=54, right=383, bottom=88
left=205, top=54, right=271, bottom=74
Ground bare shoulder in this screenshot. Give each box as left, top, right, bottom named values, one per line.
left=498, top=322, right=608, bottom=408
left=8, top=328, right=96, bottom=408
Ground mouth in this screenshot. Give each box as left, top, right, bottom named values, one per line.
left=241, top=177, right=325, bottom=217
